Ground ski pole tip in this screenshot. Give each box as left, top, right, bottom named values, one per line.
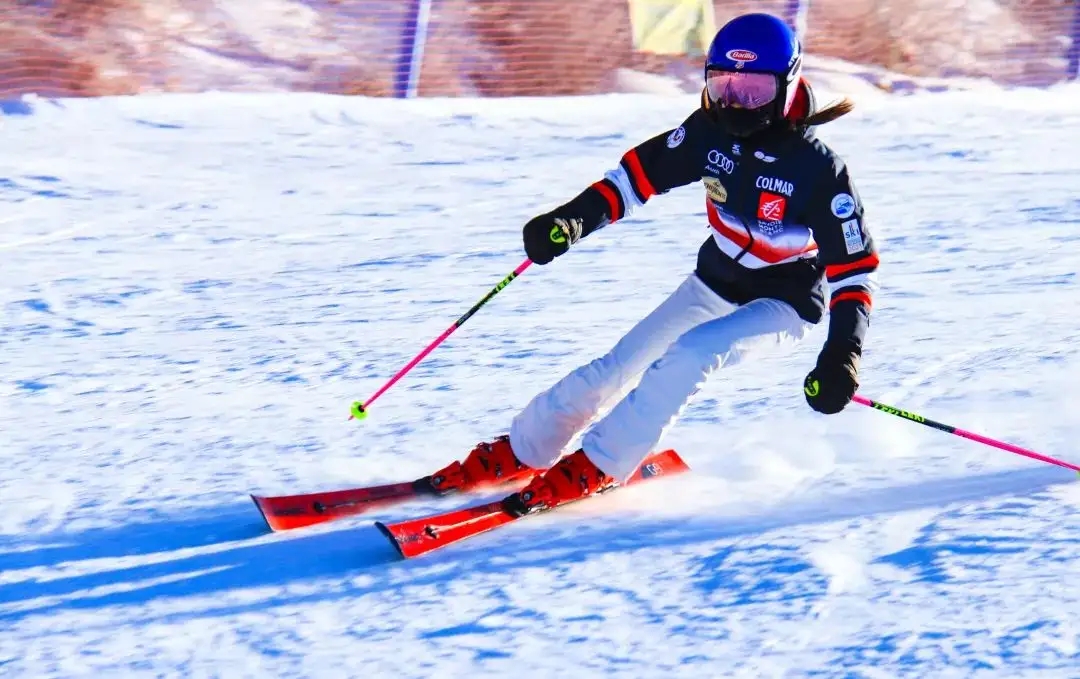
left=350, top=401, right=368, bottom=421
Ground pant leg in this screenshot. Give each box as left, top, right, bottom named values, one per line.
left=581, top=297, right=814, bottom=482
left=509, top=273, right=736, bottom=470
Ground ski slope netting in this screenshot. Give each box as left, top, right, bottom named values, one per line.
left=0, top=0, right=1075, bottom=98
left=1, top=87, right=1080, bottom=675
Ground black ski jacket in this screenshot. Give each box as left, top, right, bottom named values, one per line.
left=555, top=81, right=879, bottom=360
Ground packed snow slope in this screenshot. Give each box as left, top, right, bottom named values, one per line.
left=2, top=85, right=1080, bottom=677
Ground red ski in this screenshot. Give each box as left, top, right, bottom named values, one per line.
left=251, top=475, right=532, bottom=532
left=375, top=449, right=690, bottom=559
left=251, top=479, right=432, bottom=531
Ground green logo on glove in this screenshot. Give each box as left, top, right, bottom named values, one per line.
left=804, top=379, right=820, bottom=397
left=549, top=224, right=566, bottom=244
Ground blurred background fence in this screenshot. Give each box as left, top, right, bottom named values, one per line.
left=2, top=0, right=1078, bottom=99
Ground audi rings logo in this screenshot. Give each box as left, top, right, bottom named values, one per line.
left=707, top=149, right=735, bottom=175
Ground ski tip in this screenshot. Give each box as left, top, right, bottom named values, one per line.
left=633, top=448, right=691, bottom=480
left=664, top=448, right=689, bottom=469
left=374, top=521, right=406, bottom=559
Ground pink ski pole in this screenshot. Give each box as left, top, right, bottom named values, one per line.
left=350, top=258, right=533, bottom=421
left=852, top=394, right=1080, bottom=474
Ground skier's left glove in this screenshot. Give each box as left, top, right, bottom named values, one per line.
left=803, top=344, right=859, bottom=415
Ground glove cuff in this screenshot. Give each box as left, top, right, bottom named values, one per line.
left=817, top=340, right=859, bottom=373
left=556, top=186, right=614, bottom=240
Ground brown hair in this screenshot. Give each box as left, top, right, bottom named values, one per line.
left=800, top=97, right=856, bottom=127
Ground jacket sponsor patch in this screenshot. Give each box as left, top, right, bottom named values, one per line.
left=704, top=177, right=728, bottom=203
left=755, top=176, right=793, bottom=197
left=831, top=193, right=856, bottom=218
left=842, top=219, right=863, bottom=254
left=706, top=149, right=735, bottom=175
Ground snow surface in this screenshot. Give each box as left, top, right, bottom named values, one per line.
left=2, top=84, right=1080, bottom=677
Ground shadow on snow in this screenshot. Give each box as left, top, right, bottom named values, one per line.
left=0, top=464, right=1072, bottom=626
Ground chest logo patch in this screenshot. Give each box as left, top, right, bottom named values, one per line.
left=706, top=149, right=735, bottom=175
left=757, top=192, right=787, bottom=222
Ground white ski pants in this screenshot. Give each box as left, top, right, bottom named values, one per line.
left=508, top=272, right=813, bottom=482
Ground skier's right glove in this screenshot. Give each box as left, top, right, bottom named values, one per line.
left=522, top=212, right=583, bottom=265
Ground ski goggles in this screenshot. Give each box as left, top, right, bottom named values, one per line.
left=706, top=70, right=779, bottom=110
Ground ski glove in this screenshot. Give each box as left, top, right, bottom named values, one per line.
left=523, top=212, right=583, bottom=265
left=803, top=345, right=859, bottom=415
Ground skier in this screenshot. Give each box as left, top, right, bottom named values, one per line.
left=429, top=12, right=879, bottom=516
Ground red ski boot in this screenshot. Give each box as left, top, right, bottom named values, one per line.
left=427, top=435, right=536, bottom=495
left=502, top=449, right=616, bottom=516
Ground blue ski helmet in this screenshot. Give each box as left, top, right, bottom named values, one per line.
left=704, top=13, right=804, bottom=137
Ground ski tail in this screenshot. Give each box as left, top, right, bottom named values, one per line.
left=251, top=479, right=432, bottom=531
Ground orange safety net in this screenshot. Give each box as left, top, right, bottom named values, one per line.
left=0, top=0, right=1075, bottom=99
